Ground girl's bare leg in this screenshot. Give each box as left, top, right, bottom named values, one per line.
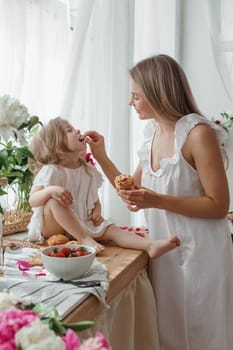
left=42, top=198, right=104, bottom=252
left=101, top=225, right=180, bottom=259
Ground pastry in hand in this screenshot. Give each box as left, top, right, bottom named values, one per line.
left=47, top=234, right=69, bottom=246
left=114, top=174, right=134, bottom=190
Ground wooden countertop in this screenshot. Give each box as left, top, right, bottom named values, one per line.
left=2, top=234, right=149, bottom=323
left=64, top=243, right=149, bottom=322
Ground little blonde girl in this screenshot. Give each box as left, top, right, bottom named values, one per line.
left=28, top=117, right=180, bottom=256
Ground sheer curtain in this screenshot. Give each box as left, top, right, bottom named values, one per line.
left=207, top=0, right=233, bottom=103
left=0, top=0, right=70, bottom=122
left=60, top=0, right=182, bottom=226
left=130, top=0, right=181, bottom=226
left=0, top=0, right=181, bottom=226
left=60, top=0, right=135, bottom=224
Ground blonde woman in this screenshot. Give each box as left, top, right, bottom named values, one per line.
left=85, top=54, right=233, bottom=350
left=27, top=117, right=180, bottom=257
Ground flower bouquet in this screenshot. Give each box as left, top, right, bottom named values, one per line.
left=0, top=291, right=111, bottom=350
left=213, top=112, right=233, bottom=133
left=0, top=95, right=43, bottom=238
left=0, top=95, right=42, bottom=214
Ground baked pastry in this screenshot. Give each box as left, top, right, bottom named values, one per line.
left=67, top=240, right=79, bottom=244
left=47, top=234, right=69, bottom=246
left=114, top=174, right=134, bottom=190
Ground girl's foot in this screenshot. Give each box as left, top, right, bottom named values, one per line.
left=148, top=236, right=181, bottom=259
left=80, top=235, right=104, bottom=254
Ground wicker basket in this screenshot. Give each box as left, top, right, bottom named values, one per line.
left=3, top=210, right=32, bottom=236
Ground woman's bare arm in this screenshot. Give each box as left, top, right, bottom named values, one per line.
left=85, top=131, right=122, bottom=187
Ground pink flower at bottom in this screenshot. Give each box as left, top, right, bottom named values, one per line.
left=0, top=309, right=39, bottom=345
left=79, top=332, right=111, bottom=350
left=62, top=329, right=81, bottom=350
left=0, top=340, right=16, bottom=350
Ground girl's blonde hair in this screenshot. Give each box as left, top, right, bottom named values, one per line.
left=29, top=117, right=86, bottom=174
left=129, top=54, right=202, bottom=120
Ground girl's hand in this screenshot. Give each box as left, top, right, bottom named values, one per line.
left=87, top=211, right=104, bottom=226
left=87, top=200, right=104, bottom=226
left=119, top=186, right=159, bottom=212
left=51, top=186, right=73, bottom=207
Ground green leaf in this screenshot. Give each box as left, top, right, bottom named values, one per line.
left=63, top=320, right=96, bottom=331
left=17, top=121, right=29, bottom=130
left=47, top=317, right=67, bottom=335
left=0, top=187, right=7, bottom=195
left=32, top=303, right=60, bottom=319
left=0, top=149, right=9, bottom=168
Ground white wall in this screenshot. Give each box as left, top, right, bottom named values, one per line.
left=181, top=0, right=233, bottom=210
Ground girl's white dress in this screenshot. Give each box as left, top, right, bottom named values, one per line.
left=28, top=163, right=113, bottom=242
left=138, top=114, right=233, bottom=350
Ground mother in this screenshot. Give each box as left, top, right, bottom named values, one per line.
left=85, top=54, right=233, bottom=350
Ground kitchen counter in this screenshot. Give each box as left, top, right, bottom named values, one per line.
left=64, top=243, right=149, bottom=322
left=2, top=235, right=160, bottom=349
left=64, top=243, right=160, bottom=350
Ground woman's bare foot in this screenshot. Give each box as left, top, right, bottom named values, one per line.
left=147, top=236, right=181, bottom=259
left=80, top=235, right=104, bottom=254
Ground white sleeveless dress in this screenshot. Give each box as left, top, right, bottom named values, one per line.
left=138, top=114, right=233, bottom=350
left=28, top=163, right=113, bottom=242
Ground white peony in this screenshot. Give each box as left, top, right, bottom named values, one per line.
left=15, top=319, right=66, bottom=350
left=0, top=94, right=30, bottom=142
left=0, top=290, right=18, bottom=311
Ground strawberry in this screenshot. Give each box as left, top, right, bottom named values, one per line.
left=59, top=247, right=71, bottom=257
left=49, top=251, right=65, bottom=257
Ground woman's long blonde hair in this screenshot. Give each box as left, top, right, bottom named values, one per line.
left=129, top=54, right=202, bottom=120
left=130, top=54, right=230, bottom=167
left=29, top=117, right=86, bottom=174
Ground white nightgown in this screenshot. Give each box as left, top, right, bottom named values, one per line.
left=138, top=114, right=233, bottom=350
left=28, top=163, right=113, bottom=242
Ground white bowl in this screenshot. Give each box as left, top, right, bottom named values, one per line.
left=41, top=244, right=96, bottom=280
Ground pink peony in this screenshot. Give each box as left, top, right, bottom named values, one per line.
left=0, top=341, right=16, bottom=350
left=62, top=329, right=81, bottom=350
left=79, top=332, right=111, bottom=350
left=0, top=309, right=39, bottom=346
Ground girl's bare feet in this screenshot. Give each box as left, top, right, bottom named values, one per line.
left=147, top=236, right=181, bottom=259
left=80, top=235, right=104, bottom=254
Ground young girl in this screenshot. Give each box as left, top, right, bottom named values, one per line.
left=27, top=117, right=180, bottom=257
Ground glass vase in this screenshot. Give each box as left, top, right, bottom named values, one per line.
left=16, top=183, right=31, bottom=212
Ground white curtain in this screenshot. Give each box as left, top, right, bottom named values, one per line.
left=0, top=0, right=70, bottom=122
left=59, top=0, right=182, bottom=226
left=60, top=0, right=135, bottom=224
left=207, top=0, right=233, bottom=103
left=130, top=0, right=181, bottom=226
left=0, top=0, right=181, bottom=226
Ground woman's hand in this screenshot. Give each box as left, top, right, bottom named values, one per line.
left=119, top=186, right=159, bottom=212
left=84, top=130, right=107, bottom=161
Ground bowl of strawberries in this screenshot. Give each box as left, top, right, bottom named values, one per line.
left=41, top=244, right=96, bottom=280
